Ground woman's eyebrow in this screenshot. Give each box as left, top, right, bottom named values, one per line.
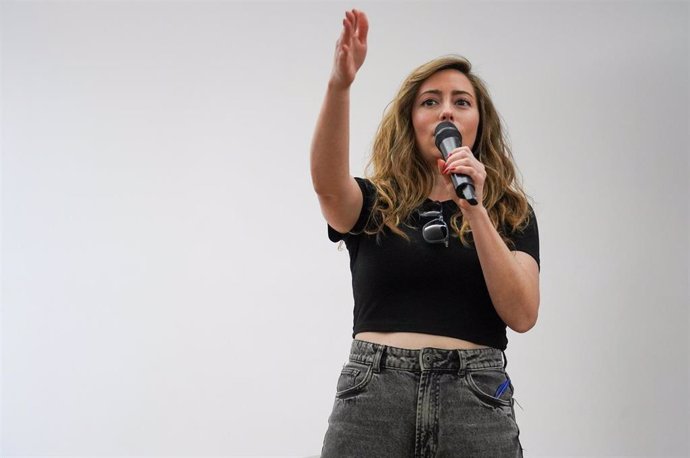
left=418, top=89, right=475, bottom=99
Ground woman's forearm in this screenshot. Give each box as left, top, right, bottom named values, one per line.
left=310, top=83, right=352, bottom=197
left=465, top=207, right=540, bottom=332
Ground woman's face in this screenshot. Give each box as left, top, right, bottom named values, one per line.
left=411, top=69, right=480, bottom=166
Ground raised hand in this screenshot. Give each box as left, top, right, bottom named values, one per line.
left=330, top=9, right=369, bottom=90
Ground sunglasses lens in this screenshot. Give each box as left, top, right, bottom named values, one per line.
left=423, top=223, right=448, bottom=242
left=420, top=201, right=449, bottom=246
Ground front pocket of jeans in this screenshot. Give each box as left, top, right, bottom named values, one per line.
left=466, top=368, right=513, bottom=407
left=335, top=360, right=373, bottom=399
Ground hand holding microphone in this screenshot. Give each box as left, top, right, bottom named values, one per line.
left=434, top=121, right=479, bottom=206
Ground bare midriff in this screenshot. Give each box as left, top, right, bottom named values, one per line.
left=354, top=331, right=490, bottom=350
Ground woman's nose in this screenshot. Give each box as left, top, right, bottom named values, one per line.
left=440, top=102, right=454, bottom=121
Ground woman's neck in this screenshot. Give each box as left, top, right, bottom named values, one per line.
left=428, top=172, right=454, bottom=202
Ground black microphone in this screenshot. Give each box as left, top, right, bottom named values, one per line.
left=434, top=121, right=478, bottom=205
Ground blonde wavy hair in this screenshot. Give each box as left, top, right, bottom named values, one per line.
left=363, top=55, right=533, bottom=247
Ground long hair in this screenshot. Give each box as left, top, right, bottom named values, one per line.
left=363, top=55, right=533, bottom=247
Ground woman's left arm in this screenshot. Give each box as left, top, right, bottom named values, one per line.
left=439, top=150, right=540, bottom=333
left=462, top=208, right=540, bottom=333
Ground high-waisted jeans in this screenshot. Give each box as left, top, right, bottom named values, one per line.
left=320, top=339, right=524, bottom=458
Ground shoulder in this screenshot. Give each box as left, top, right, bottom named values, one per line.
left=505, top=202, right=540, bottom=270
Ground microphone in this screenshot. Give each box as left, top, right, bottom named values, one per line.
left=434, top=121, right=478, bottom=205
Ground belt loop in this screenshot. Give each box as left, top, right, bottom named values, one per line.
left=456, top=350, right=467, bottom=377
left=371, top=343, right=384, bottom=373
left=502, top=350, right=508, bottom=369
left=419, top=349, right=428, bottom=371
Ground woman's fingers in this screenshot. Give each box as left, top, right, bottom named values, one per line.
left=444, top=147, right=480, bottom=169
left=437, top=159, right=456, bottom=192
left=331, top=9, right=368, bottom=89
left=331, top=12, right=354, bottom=87
left=437, top=159, right=447, bottom=174
left=442, top=152, right=485, bottom=187
left=438, top=148, right=486, bottom=210
left=445, top=158, right=478, bottom=170
left=444, top=163, right=485, bottom=177
left=341, top=14, right=352, bottom=48
left=446, top=146, right=473, bottom=159
left=354, top=9, right=369, bottom=44
left=449, top=165, right=482, bottom=176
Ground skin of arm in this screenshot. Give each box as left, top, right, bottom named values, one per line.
left=310, top=85, right=364, bottom=233
left=437, top=154, right=540, bottom=333
left=463, top=205, right=540, bottom=333
left=310, top=10, right=368, bottom=232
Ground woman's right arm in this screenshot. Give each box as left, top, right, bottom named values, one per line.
left=310, top=9, right=368, bottom=234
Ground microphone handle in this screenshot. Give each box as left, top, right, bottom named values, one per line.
left=438, top=137, right=478, bottom=205
left=451, top=173, right=478, bottom=205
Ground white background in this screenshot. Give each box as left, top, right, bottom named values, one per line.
left=1, top=1, right=688, bottom=457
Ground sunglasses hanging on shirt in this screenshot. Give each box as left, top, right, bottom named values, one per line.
left=417, top=201, right=449, bottom=247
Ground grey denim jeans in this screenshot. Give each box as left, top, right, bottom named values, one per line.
left=320, top=339, right=524, bottom=458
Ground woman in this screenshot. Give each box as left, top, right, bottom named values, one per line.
left=311, top=9, right=539, bottom=457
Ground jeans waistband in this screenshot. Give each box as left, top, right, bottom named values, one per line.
left=348, top=339, right=507, bottom=375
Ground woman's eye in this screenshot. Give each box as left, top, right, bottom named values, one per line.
left=421, top=99, right=438, bottom=107
left=456, top=99, right=471, bottom=106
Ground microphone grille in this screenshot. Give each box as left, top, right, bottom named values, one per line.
left=434, top=121, right=461, bottom=149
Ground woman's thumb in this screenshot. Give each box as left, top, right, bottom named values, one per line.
left=437, top=159, right=447, bottom=175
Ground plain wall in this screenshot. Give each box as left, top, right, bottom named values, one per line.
left=2, top=1, right=688, bottom=456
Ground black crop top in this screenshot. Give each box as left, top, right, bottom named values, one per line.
left=327, top=177, right=540, bottom=350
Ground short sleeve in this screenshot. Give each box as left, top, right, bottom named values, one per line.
left=327, top=177, right=376, bottom=243
left=507, top=205, right=540, bottom=270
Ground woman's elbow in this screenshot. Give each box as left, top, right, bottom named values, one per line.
left=509, top=303, right=539, bottom=333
